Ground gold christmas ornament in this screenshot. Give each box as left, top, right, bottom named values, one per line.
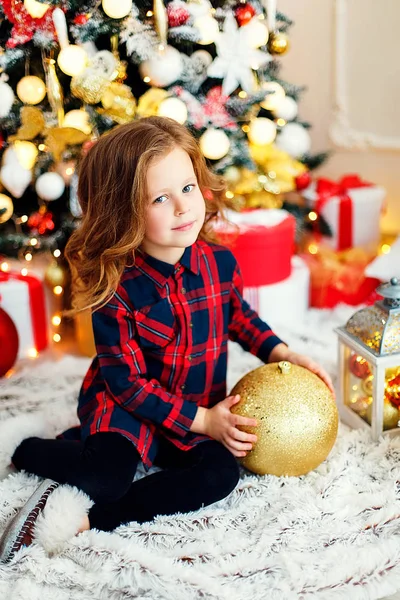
left=44, top=262, right=68, bottom=288
left=8, top=106, right=45, bottom=142
left=267, top=31, right=290, bottom=55
left=0, top=193, right=14, bottom=224
left=230, top=361, right=338, bottom=476
left=153, top=0, right=168, bottom=47
left=43, top=57, right=64, bottom=125
left=366, top=399, right=400, bottom=430
left=44, top=127, right=89, bottom=161
left=136, top=88, right=169, bottom=118
left=16, top=75, right=46, bottom=105
left=100, top=82, right=136, bottom=123
left=71, top=70, right=110, bottom=104
left=246, top=189, right=283, bottom=209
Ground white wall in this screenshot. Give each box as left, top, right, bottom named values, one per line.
left=278, top=0, right=400, bottom=234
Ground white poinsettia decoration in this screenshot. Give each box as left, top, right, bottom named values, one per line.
left=207, top=13, right=271, bottom=96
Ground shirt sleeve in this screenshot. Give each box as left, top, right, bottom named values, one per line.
left=92, top=289, right=198, bottom=437
left=228, top=259, right=285, bottom=363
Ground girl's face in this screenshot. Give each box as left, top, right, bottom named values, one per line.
left=141, top=146, right=206, bottom=265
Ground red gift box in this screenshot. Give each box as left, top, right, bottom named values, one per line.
left=300, top=247, right=381, bottom=308
left=215, top=209, right=296, bottom=287
left=303, top=175, right=386, bottom=251
left=0, top=270, right=48, bottom=357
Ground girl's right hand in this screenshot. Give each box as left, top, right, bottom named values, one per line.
left=204, top=395, right=258, bottom=458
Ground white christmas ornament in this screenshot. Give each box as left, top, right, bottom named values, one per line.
left=186, top=0, right=212, bottom=19
left=139, top=46, right=183, bottom=88
left=260, top=81, right=285, bottom=111
left=207, top=13, right=271, bottom=96
left=158, top=97, right=188, bottom=124
left=0, top=149, right=32, bottom=198
left=0, top=78, right=15, bottom=118
left=53, top=8, right=88, bottom=77
left=24, top=0, right=49, bottom=18
left=35, top=172, right=65, bottom=201
left=191, top=49, right=213, bottom=67
left=199, top=129, right=230, bottom=160
left=242, top=18, right=269, bottom=49
left=194, top=15, right=219, bottom=45
left=273, top=95, right=298, bottom=121
left=102, top=0, right=132, bottom=19
left=62, top=110, right=92, bottom=135
left=12, top=141, right=38, bottom=170
left=16, top=75, right=47, bottom=105
left=276, top=122, right=311, bottom=158
left=248, top=117, right=276, bottom=145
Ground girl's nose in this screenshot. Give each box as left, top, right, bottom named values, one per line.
left=174, top=196, right=190, bottom=215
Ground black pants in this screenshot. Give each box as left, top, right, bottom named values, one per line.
left=12, top=432, right=240, bottom=532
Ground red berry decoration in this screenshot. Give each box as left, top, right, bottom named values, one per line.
left=74, top=14, right=90, bottom=25
left=295, top=171, right=312, bottom=191
left=167, top=2, right=190, bottom=28
left=349, top=354, right=371, bottom=380
left=234, top=2, right=256, bottom=26
left=28, top=210, right=55, bottom=235
left=0, top=307, right=19, bottom=377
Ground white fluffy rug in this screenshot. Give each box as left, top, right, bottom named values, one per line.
left=1, top=307, right=400, bottom=600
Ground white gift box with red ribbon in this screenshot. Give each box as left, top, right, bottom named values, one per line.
left=244, top=256, right=310, bottom=330
left=303, top=175, right=386, bottom=251
left=0, top=271, right=48, bottom=358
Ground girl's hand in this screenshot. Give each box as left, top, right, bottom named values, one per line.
left=284, top=350, right=335, bottom=397
left=204, top=395, right=258, bottom=458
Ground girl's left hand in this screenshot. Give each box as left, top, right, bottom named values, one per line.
left=284, top=350, right=335, bottom=397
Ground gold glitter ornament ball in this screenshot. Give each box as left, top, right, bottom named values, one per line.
left=230, top=361, right=338, bottom=476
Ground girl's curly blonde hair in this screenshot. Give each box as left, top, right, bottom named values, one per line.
left=64, top=116, right=227, bottom=315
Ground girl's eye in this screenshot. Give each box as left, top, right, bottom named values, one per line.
left=183, top=184, right=195, bottom=193
left=153, top=195, right=168, bottom=204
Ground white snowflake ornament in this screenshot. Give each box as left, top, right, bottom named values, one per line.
left=207, top=13, right=271, bottom=96
left=0, top=75, right=15, bottom=118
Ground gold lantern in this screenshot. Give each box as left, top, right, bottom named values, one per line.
left=336, top=277, right=400, bottom=439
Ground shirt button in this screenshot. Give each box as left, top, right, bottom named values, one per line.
left=181, top=287, right=186, bottom=294
left=188, top=355, right=192, bottom=361
left=181, top=384, right=186, bottom=390
left=189, top=322, right=193, bottom=328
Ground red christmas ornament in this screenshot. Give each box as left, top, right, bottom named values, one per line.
left=385, top=373, right=400, bottom=408
left=295, top=171, right=312, bottom=191
left=0, top=307, right=19, bottom=377
left=167, top=2, right=190, bottom=28
left=74, top=14, right=90, bottom=25
left=234, top=3, right=256, bottom=26
left=28, top=210, right=55, bottom=235
left=349, top=354, right=371, bottom=380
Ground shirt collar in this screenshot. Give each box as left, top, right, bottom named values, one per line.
left=134, top=243, right=200, bottom=287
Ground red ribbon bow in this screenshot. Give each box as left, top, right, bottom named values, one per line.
left=315, top=175, right=371, bottom=250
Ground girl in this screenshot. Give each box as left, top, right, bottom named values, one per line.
left=0, top=117, right=333, bottom=562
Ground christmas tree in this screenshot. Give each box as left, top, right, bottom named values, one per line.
left=0, top=0, right=329, bottom=263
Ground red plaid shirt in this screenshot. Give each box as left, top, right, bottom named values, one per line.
left=74, top=240, right=283, bottom=470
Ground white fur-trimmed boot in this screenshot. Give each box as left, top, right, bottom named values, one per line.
left=0, top=480, right=93, bottom=563
left=0, top=413, right=53, bottom=479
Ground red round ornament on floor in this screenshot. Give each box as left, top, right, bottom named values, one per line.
left=0, top=306, right=19, bottom=377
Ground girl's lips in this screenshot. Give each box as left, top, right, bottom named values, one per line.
left=172, top=221, right=195, bottom=231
